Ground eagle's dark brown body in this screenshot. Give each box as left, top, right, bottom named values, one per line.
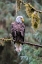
left=11, top=22, right=25, bottom=43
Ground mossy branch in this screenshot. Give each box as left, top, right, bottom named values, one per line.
left=20, top=0, right=42, bottom=13
left=0, top=38, right=42, bottom=48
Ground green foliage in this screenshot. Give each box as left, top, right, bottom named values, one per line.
left=0, top=29, right=8, bottom=38
left=20, top=56, right=29, bottom=64
left=0, top=2, right=5, bottom=8
left=33, top=31, right=42, bottom=44
left=0, top=0, right=42, bottom=64
left=19, top=44, right=42, bottom=64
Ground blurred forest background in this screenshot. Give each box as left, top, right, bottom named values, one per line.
left=0, top=0, right=42, bottom=64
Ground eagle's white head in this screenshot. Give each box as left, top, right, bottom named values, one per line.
left=16, top=16, right=24, bottom=23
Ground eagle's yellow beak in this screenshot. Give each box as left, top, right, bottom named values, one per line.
left=21, top=18, right=24, bottom=22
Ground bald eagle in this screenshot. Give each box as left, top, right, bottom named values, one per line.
left=11, top=16, right=25, bottom=52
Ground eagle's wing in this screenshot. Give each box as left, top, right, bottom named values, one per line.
left=11, top=22, right=17, bottom=40
left=11, top=22, right=25, bottom=42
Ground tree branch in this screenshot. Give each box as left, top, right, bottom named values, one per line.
left=20, top=0, right=42, bottom=13
left=0, top=38, right=42, bottom=48
left=22, top=41, right=42, bottom=48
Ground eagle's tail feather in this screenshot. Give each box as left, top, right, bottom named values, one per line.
left=14, top=43, right=22, bottom=52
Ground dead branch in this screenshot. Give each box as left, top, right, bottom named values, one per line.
left=22, top=41, right=42, bottom=48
